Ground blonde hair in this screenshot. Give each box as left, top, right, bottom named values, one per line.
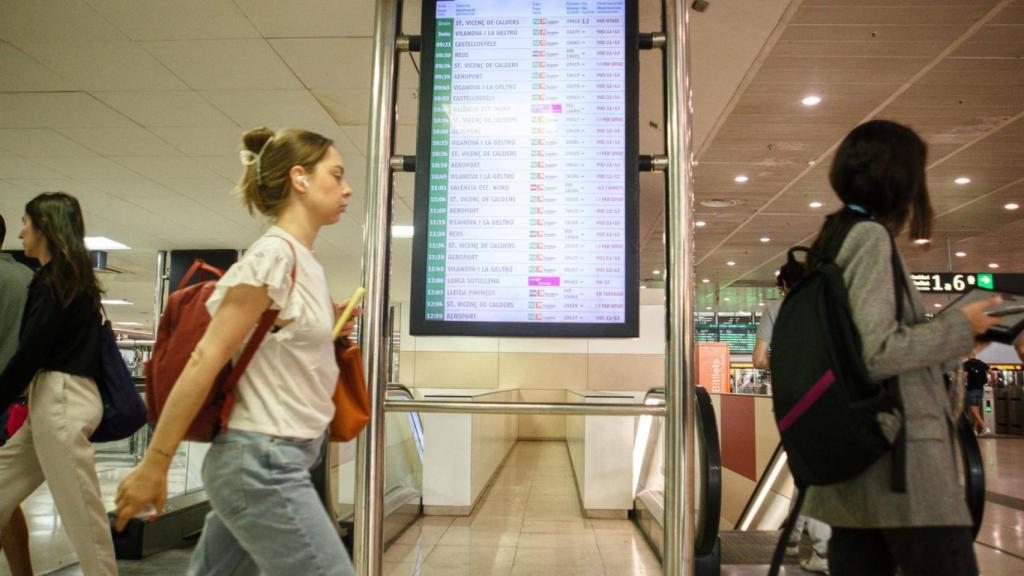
left=237, top=127, right=333, bottom=217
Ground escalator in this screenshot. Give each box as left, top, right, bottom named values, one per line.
left=633, top=387, right=722, bottom=575
left=338, top=383, right=425, bottom=552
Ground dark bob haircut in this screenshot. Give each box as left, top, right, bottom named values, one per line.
left=828, top=119, right=933, bottom=240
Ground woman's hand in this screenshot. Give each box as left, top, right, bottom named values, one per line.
left=333, top=300, right=364, bottom=340
left=114, top=458, right=169, bottom=532
left=960, top=296, right=1003, bottom=336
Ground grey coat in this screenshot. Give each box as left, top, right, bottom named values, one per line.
left=802, top=221, right=974, bottom=528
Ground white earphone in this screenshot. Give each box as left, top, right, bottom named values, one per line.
left=299, top=175, right=310, bottom=188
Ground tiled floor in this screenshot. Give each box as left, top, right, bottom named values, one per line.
left=5, top=438, right=1024, bottom=575
left=382, top=441, right=662, bottom=576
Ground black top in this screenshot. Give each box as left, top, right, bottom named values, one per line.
left=0, top=265, right=102, bottom=410
left=963, top=358, right=990, bottom=391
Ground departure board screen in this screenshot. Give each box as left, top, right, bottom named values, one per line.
left=411, top=0, right=639, bottom=337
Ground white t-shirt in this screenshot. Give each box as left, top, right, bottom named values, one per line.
left=206, top=226, right=339, bottom=439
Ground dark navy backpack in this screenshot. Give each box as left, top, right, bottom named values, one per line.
left=91, top=320, right=148, bottom=443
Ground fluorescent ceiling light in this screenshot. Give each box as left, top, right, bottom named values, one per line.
left=734, top=175, right=749, bottom=183
left=726, top=261, right=736, bottom=266
left=1005, top=203, right=1019, bottom=211
left=85, top=236, right=130, bottom=250
left=392, top=225, right=414, bottom=238
left=955, top=251, right=967, bottom=258
left=695, top=220, right=706, bottom=228
left=640, top=285, right=647, bottom=290
left=723, top=297, right=731, bottom=302
left=913, top=238, right=931, bottom=245
left=801, top=95, right=822, bottom=106
left=954, top=177, right=971, bottom=185
left=989, top=263, right=1000, bottom=269
left=653, top=270, right=661, bottom=275
left=102, top=299, right=133, bottom=306
left=114, top=321, right=145, bottom=326
left=934, top=303, right=943, bottom=308
left=701, top=278, right=710, bottom=283
left=760, top=237, right=770, bottom=243
left=809, top=201, right=823, bottom=209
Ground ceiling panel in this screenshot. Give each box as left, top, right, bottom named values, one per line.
left=0, top=92, right=134, bottom=129
left=0, top=42, right=73, bottom=92
left=270, top=38, right=373, bottom=91
left=0, top=0, right=127, bottom=44
left=15, top=42, right=187, bottom=91
left=57, top=127, right=181, bottom=157
left=143, top=39, right=303, bottom=90
left=85, top=0, right=259, bottom=40
left=200, top=90, right=335, bottom=129
left=0, top=129, right=100, bottom=157
left=234, top=0, right=374, bottom=38
left=92, top=91, right=239, bottom=128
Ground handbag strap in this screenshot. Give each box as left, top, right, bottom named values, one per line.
left=217, top=236, right=299, bottom=429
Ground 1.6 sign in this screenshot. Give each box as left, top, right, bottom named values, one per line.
left=911, top=272, right=1023, bottom=294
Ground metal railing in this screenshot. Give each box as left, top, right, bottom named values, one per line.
left=384, top=399, right=665, bottom=417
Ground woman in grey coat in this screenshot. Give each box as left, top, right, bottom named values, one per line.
left=801, top=120, right=1002, bottom=576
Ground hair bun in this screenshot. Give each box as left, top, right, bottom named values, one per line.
left=242, top=127, right=275, bottom=154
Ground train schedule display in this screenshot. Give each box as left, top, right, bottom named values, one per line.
left=411, top=0, right=640, bottom=337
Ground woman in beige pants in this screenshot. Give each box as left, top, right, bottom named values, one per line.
left=0, top=192, right=116, bottom=575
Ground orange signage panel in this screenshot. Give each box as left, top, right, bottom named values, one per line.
left=697, top=342, right=732, bottom=393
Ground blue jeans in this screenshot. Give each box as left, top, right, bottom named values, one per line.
left=188, top=429, right=354, bottom=576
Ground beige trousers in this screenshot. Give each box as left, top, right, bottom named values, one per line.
left=0, top=371, right=117, bottom=575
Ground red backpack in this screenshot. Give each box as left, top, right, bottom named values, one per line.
left=145, top=247, right=295, bottom=441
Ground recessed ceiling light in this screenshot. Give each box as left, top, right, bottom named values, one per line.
left=760, top=237, right=770, bottom=243
left=934, top=303, right=943, bottom=309
left=955, top=251, right=967, bottom=258
left=700, top=199, right=738, bottom=208
left=85, top=236, right=130, bottom=250
left=701, top=278, right=710, bottom=283
left=392, top=225, right=414, bottom=238
left=101, top=299, right=133, bottom=306
left=809, top=201, right=823, bottom=209
left=989, top=263, right=1000, bottom=269
left=1005, top=203, right=1019, bottom=211
left=913, top=238, right=931, bottom=245
left=653, top=270, right=661, bottom=275
left=954, top=177, right=971, bottom=185
left=695, top=220, right=707, bottom=228
left=734, top=175, right=749, bottom=183
left=801, top=95, right=822, bottom=106
left=726, top=261, right=736, bottom=266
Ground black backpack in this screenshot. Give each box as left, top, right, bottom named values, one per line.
left=767, top=215, right=908, bottom=575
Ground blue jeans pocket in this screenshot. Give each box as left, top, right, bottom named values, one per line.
left=204, top=442, right=247, bottom=518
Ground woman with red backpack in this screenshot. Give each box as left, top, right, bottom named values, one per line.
left=114, top=127, right=357, bottom=575
left=0, top=193, right=116, bottom=575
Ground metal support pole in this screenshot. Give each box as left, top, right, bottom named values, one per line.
left=153, top=250, right=167, bottom=334
left=663, top=1, right=697, bottom=574
left=355, top=0, right=401, bottom=574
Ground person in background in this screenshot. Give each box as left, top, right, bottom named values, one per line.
left=753, top=260, right=805, bottom=370
left=114, top=127, right=357, bottom=576
left=0, top=194, right=116, bottom=575
left=801, top=120, right=1002, bottom=576
left=962, top=354, right=992, bottom=436
left=0, top=214, right=34, bottom=576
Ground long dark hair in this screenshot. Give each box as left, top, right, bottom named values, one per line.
left=811, top=120, right=933, bottom=261
left=25, top=192, right=103, bottom=310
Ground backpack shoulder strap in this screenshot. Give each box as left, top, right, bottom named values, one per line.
left=215, top=235, right=300, bottom=431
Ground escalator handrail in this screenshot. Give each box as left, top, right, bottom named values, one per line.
left=642, top=387, right=665, bottom=404
left=387, top=383, right=416, bottom=398
left=734, top=441, right=785, bottom=530
left=694, top=387, right=722, bottom=556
